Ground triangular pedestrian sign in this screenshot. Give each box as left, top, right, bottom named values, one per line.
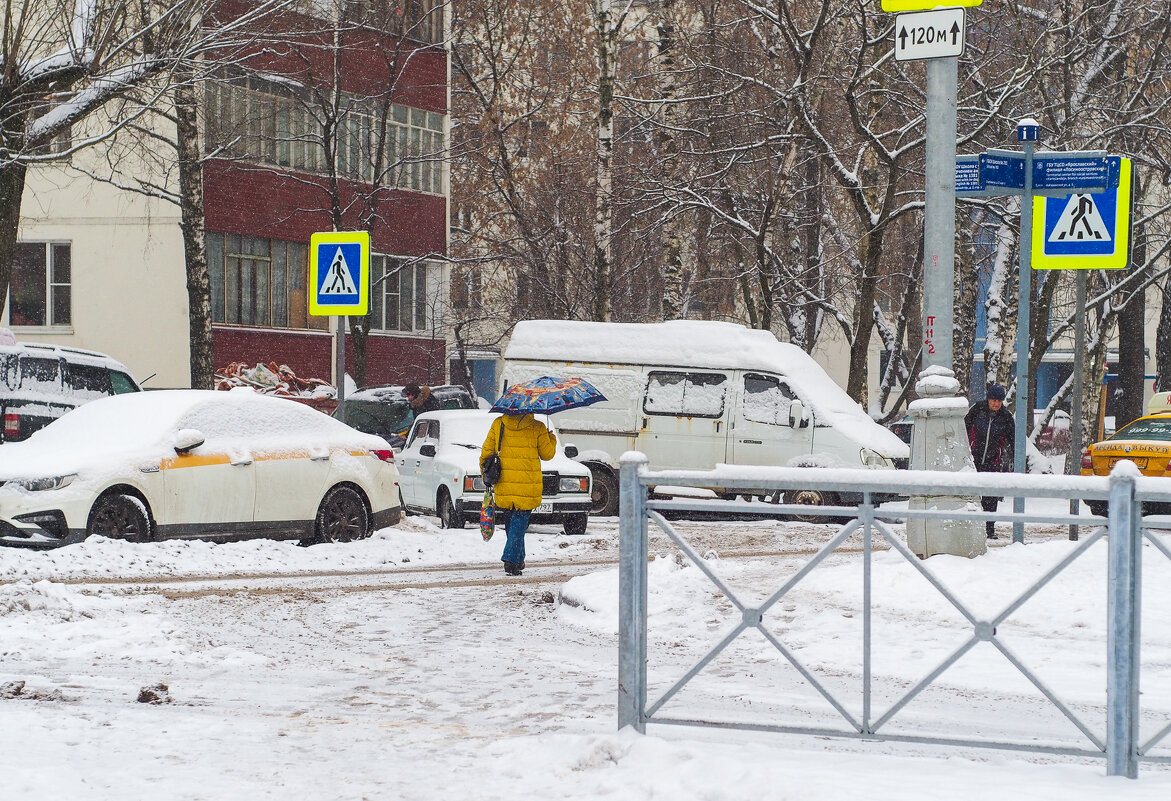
left=323, top=247, right=359, bottom=295
left=1048, top=194, right=1111, bottom=243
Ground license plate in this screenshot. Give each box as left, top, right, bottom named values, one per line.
left=536, top=503, right=553, bottom=514
left=1109, top=456, right=1147, bottom=469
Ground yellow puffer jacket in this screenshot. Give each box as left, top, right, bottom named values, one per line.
left=481, top=414, right=557, bottom=511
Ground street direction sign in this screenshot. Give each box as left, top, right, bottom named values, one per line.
left=894, top=8, right=966, bottom=61
left=979, top=150, right=1025, bottom=189
left=882, top=0, right=980, bottom=11
left=1031, top=151, right=1113, bottom=191
left=309, top=231, right=370, bottom=316
left=955, top=154, right=981, bottom=193
left=1032, top=157, right=1131, bottom=269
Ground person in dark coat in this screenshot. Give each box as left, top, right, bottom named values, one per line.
left=965, top=384, right=1015, bottom=539
left=404, top=383, right=443, bottom=416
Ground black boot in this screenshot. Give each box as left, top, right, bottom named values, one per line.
left=503, top=561, right=522, bottom=575
left=986, top=521, right=997, bottom=540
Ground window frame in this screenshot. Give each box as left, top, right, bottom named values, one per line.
left=642, top=370, right=729, bottom=419
left=6, top=241, right=72, bottom=329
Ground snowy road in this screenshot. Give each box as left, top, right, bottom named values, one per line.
left=3, top=514, right=1171, bottom=799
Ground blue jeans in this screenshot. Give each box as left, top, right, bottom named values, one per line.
left=501, top=508, right=532, bottom=565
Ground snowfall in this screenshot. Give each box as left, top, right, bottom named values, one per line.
left=4, top=502, right=1171, bottom=801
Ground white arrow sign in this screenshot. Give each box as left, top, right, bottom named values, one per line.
left=895, top=7, right=966, bottom=62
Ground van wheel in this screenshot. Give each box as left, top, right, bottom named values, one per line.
left=783, top=489, right=839, bottom=524
left=588, top=466, right=619, bottom=517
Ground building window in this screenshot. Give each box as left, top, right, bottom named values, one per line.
left=369, top=255, right=439, bottom=332
left=344, top=0, right=444, bottom=44
left=206, top=233, right=327, bottom=330
left=450, top=266, right=481, bottom=312
left=205, top=75, right=446, bottom=196
left=8, top=243, right=70, bottom=327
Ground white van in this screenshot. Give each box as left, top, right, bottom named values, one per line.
left=503, top=320, right=909, bottom=515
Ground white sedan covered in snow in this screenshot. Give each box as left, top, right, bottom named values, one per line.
left=0, top=389, right=402, bottom=549
left=396, top=410, right=592, bottom=535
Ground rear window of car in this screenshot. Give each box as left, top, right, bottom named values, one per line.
left=1112, top=418, right=1171, bottom=442
left=346, top=398, right=412, bottom=437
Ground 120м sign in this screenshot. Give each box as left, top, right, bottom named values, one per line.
left=894, top=7, right=966, bottom=62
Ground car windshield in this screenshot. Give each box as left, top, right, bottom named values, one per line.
left=1111, top=418, right=1171, bottom=442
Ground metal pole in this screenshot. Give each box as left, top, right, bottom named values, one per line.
left=618, top=453, right=648, bottom=733
left=336, top=315, right=347, bottom=423
left=1013, top=139, right=1035, bottom=543
left=1069, top=271, right=1087, bottom=539
left=921, top=57, right=959, bottom=371
left=1106, top=467, right=1140, bottom=778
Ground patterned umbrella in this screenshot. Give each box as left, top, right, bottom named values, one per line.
left=490, top=376, right=607, bottom=415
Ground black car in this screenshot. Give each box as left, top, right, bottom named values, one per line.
left=1, top=339, right=141, bottom=443
left=337, top=384, right=478, bottom=448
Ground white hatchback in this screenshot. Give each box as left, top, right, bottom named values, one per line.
left=395, top=410, right=592, bottom=535
left=0, top=389, right=402, bottom=549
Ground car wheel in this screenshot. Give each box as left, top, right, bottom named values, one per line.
left=314, top=485, right=371, bottom=543
left=87, top=493, right=152, bottom=541
left=438, top=488, right=465, bottom=529
left=562, top=513, right=588, bottom=536
left=782, top=489, right=840, bottom=524
left=588, top=465, right=619, bottom=517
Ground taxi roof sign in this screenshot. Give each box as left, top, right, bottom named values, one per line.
left=309, top=231, right=369, bottom=316
left=882, top=0, right=980, bottom=11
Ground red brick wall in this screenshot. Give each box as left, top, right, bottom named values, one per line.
left=204, top=163, right=446, bottom=256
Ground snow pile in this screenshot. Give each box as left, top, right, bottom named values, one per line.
left=0, top=579, right=97, bottom=620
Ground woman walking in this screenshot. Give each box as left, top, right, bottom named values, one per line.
left=481, top=413, right=557, bottom=575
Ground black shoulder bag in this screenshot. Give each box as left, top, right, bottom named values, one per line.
left=483, top=421, right=504, bottom=486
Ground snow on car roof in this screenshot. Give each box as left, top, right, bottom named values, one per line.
left=1, top=389, right=387, bottom=478
left=505, top=320, right=907, bottom=457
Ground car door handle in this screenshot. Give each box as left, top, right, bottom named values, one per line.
left=740, top=439, right=762, bottom=445
left=310, top=451, right=331, bottom=461
left=231, top=458, right=253, bottom=466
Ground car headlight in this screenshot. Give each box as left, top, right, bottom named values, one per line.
left=464, top=475, right=486, bottom=492
left=13, top=474, right=76, bottom=492
left=860, top=449, right=892, bottom=469
left=559, top=476, right=589, bottom=493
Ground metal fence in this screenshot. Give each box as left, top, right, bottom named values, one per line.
left=616, top=455, right=1171, bottom=778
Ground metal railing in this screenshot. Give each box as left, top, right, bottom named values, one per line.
left=616, top=455, right=1171, bottom=778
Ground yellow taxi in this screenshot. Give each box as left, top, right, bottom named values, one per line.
left=1080, top=412, right=1171, bottom=514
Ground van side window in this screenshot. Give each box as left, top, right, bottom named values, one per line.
left=18, top=357, right=61, bottom=391
left=109, top=372, right=139, bottom=394
left=644, top=371, right=727, bottom=418
left=67, top=364, right=115, bottom=398
left=742, top=373, right=797, bottom=426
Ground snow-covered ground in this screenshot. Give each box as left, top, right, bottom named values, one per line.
left=3, top=510, right=1171, bottom=800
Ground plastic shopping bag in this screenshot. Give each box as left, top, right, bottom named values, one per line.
left=480, top=490, right=496, bottom=541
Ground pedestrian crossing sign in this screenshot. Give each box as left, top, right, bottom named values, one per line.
left=309, top=231, right=369, bottom=315
left=1032, top=157, right=1131, bottom=269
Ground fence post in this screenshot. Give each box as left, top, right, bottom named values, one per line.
left=1106, top=465, right=1141, bottom=778
left=618, top=452, right=649, bottom=733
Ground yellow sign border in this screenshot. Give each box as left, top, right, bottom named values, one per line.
left=1032, top=157, right=1131, bottom=270
left=882, top=0, right=980, bottom=11
left=309, top=231, right=370, bottom=315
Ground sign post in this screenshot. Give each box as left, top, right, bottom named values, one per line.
left=309, top=231, right=370, bottom=423
left=955, top=130, right=1122, bottom=542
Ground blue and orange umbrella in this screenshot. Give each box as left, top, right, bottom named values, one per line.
left=490, top=376, right=607, bottom=415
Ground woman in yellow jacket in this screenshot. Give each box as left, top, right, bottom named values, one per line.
left=481, top=413, right=557, bottom=575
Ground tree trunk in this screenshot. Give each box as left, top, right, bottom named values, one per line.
left=1156, top=279, right=1171, bottom=392
left=0, top=162, right=28, bottom=322
left=656, top=0, right=683, bottom=320
left=1117, top=227, right=1148, bottom=427
left=175, top=73, right=214, bottom=390
left=846, top=227, right=882, bottom=404
left=593, top=0, right=616, bottom=322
